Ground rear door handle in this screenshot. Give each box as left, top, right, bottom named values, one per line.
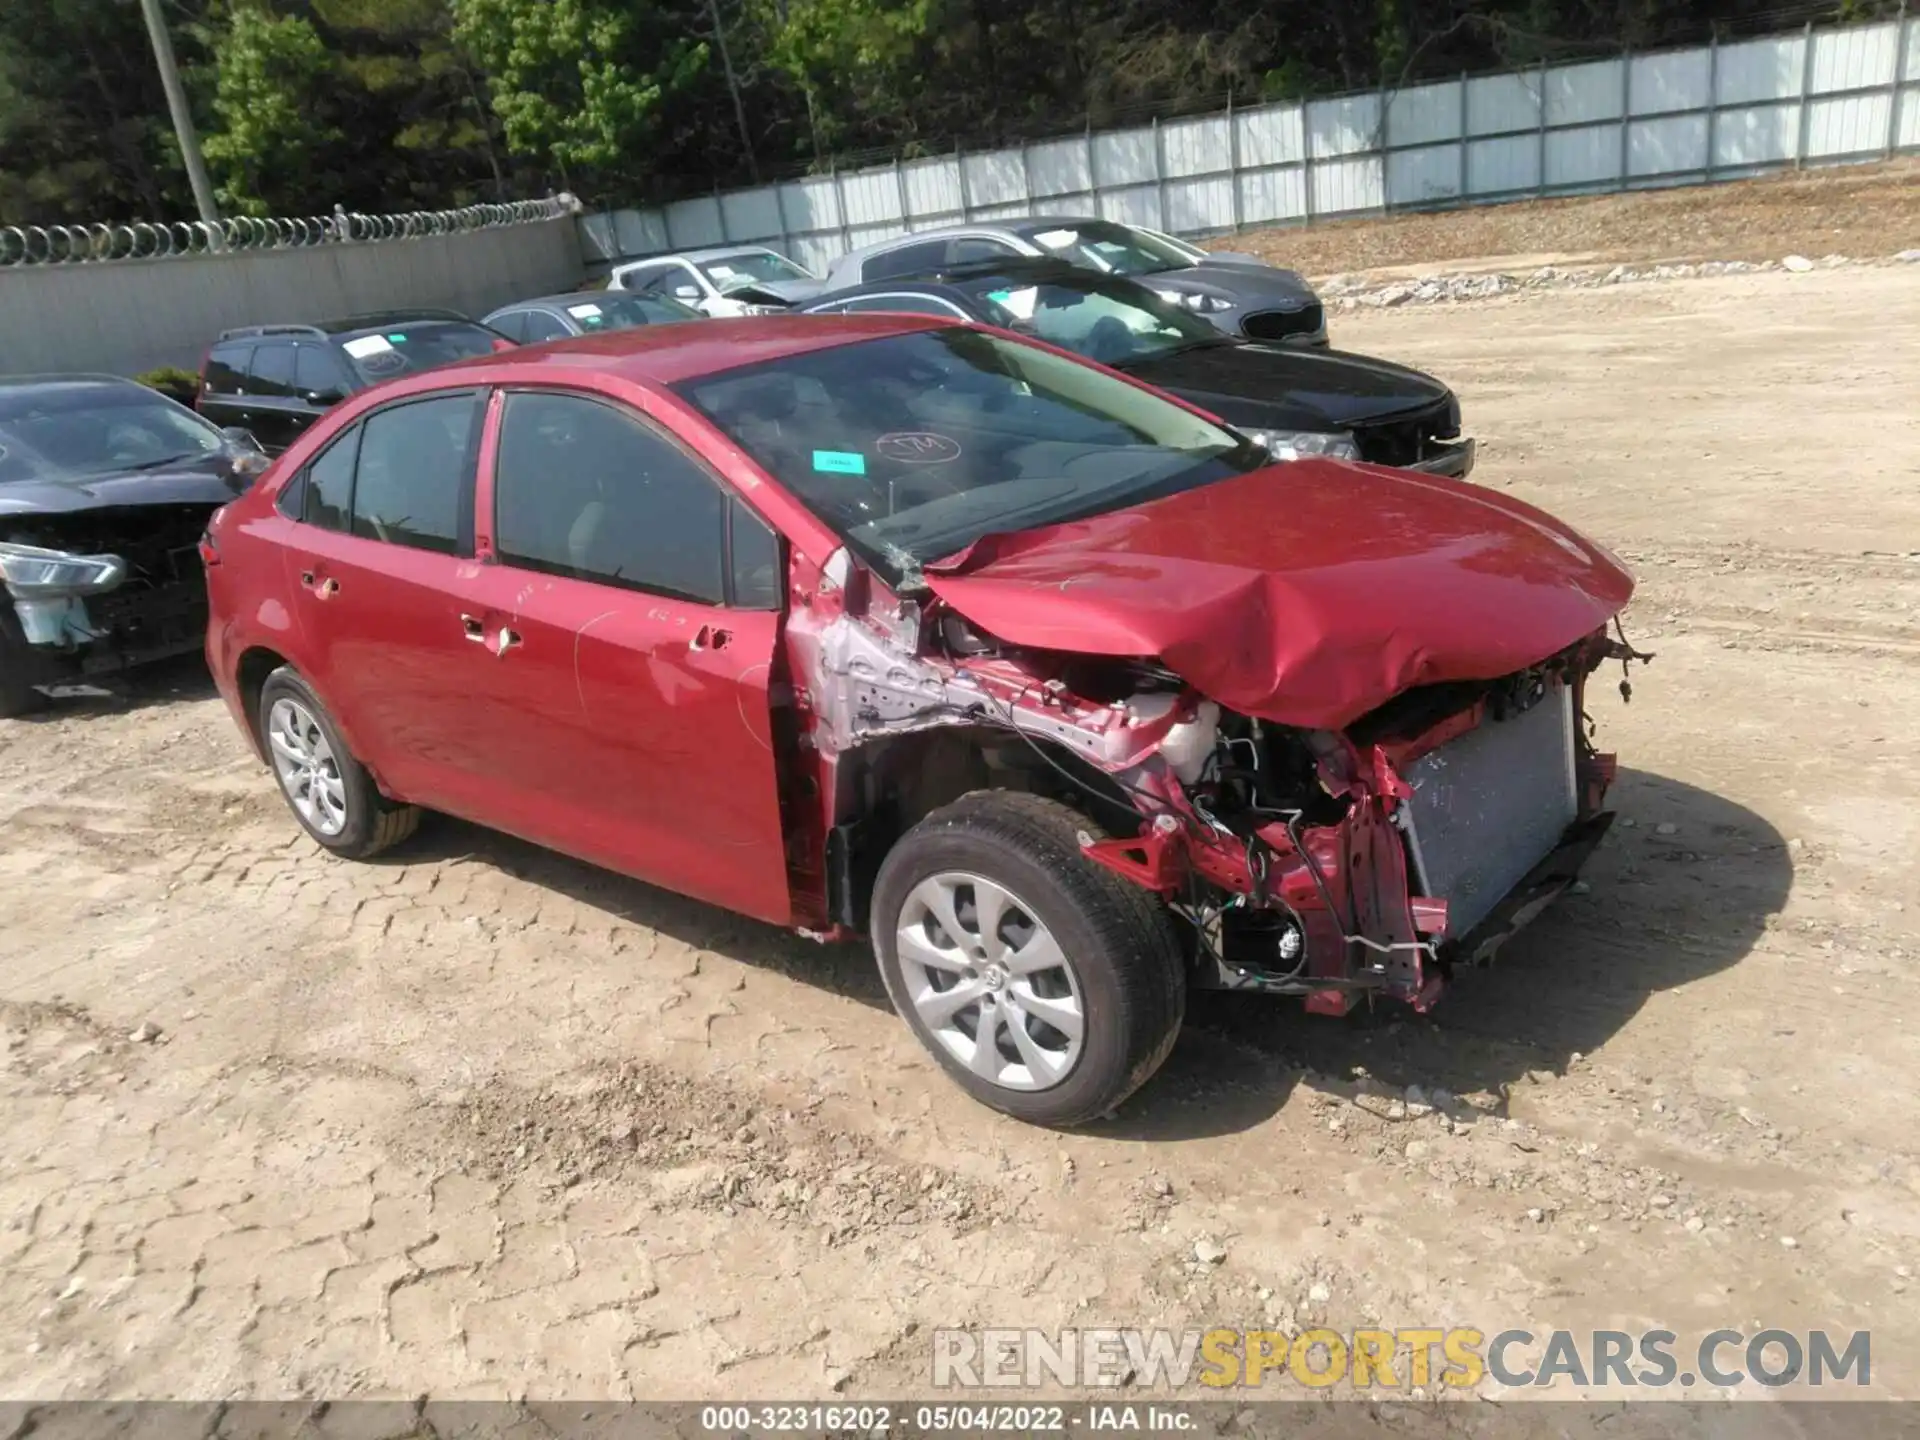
left=301, top=570, right=339, bottom=599
left=461, top=613, right=487, bottom=642
left=493, top=627, right=521, bottom=657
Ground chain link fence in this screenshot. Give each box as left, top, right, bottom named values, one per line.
left=0, top=195, right=580, bottom=267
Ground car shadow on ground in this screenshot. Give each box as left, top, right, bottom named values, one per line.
left=1110, top=766, right=1792, bottom=1140
left=385, top=765, right=1787, bottom=1144
left=391, top=817, right=895, bottom=1013
left=16, top=652, right=218, bottom=722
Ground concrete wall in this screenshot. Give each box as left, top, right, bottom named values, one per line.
left=0, top=217, right=584, bottom=377
left=583, top=14, right=1920, bottom=273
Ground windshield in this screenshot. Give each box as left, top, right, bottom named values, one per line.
left=338, top=322, right=503, bottom=382
left=0, top=386, right=224, bottom=483
left=675, top=327, right=1263, bottom=585
left=1019, top=221, right=1198, bottom=277
left=560, top=294, right=700, bottom=330
left=961, top=276, right=1225, bottom=366
left=697, top=250, right=812, bottom=291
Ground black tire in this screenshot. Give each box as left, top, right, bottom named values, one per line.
left=0, top=610, right=48, bottom=720
left=256, top=665, right=419, bottom=859
left=870, top=791, right=1186, bottom=1127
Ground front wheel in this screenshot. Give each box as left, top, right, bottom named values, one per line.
left=870, top=792, right=1186, bottom=1127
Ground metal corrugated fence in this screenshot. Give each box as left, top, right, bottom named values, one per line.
left=582, top=13, right=1920, bottom=274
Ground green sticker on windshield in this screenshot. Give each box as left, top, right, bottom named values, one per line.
left=812, top=450, right=866, bottom=475
left=386, top=333, right=408, bottom=343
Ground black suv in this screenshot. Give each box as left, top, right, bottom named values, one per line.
left=195, top=310, right=511, bottom=452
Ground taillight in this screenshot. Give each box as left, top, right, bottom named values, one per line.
left=198, top=525, right=221, bottom=568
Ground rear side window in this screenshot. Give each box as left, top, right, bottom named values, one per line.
left=493, top=392, right=725, bottom=605
left=248, top=343, right=298, bottom=397
left=489, top=312, right=529, bottom=343
left=945, top=237, right=1018, bottom=265
left=301, top=426, right=360, bottom=531
left=842, top=295, right=962, bottom=317
left=204, top=346, right=251, bottom=395
left=349, top=394, right=482, bottom=554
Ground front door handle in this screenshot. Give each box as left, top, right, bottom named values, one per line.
left=492, top=627, right=522, bottom=657
left=690, top=624, right=732, bottom=652
left=301, top=570, right=339, bottom=599
left=461, top=613, right=487, bottom=643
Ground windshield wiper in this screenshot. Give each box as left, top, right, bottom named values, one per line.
left=124, top=451, right=208, bottom=471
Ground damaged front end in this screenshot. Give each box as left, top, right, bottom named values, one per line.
left=0, top=506, right=217, bottom=685
left=791, top=553, right=1643, bottom=1014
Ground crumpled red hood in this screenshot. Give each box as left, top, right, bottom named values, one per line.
left=924, top=459, right=1634, bottom=731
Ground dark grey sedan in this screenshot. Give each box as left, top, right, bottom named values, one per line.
left=482, top=291, right=703, bottom=344
left=816, top=217, right=1326, bottom=345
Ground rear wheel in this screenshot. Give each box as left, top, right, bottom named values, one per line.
left=870, top=792, right=1186, bottom=1127
left=257, top=666, right=418, bottom=858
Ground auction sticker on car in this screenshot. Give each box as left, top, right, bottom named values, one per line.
left=567, top=303, right=604, bottom=320
left=812, top=449, right=867, bottom=475
left=877, top=432, right=962, bottom=464
left=342, top=335, right=394, bottom=358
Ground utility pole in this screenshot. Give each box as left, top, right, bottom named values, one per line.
left=707, top=0, right=759, bottom=182
left=137, top=0, right=224, bottom=238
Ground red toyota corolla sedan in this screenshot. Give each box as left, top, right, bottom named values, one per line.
left=203, top=314, right=1642, bottom=1126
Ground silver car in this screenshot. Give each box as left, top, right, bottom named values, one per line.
left=483, top=291, right=702, bottom=343
left=816, top=218, right=1326, bottom=345
left=606, top=246, right=824, bottom=316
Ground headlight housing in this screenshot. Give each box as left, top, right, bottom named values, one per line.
left=740, top=302, right=788, bottom=316
left=0, top=541, right=127, bottom=597
left=1154, top=289, right=1233, bottom=315
left=1242, top=429, right=1361, bottom=462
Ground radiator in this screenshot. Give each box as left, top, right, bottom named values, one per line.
left=1399, top=681, right=1578, bottom=939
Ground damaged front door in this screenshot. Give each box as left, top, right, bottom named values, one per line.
left=461, top=389, right=792, bottom=925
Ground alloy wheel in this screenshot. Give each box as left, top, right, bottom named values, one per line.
left=895, top=871, right=1085, bottom=1091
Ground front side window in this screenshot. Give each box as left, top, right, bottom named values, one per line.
left=518, top=310, right=570, bottom=343
left=863, top=240, right=947, bottom=282
left=493, top=392, right=726, bottom=605
left=961, top=277, right=1221, bottom=366
left=562, top=294, right=700, bottom=330
left=248, top=343, right=298, bottom=397
left=347, top=393, right=482, bottom=553
left=675, top=327, right=1261, bottom=585
left=1021, top=221, right=1194, bottom=277
left=841, top=295, right=965, bottom=318
left=294, top=344, right=352, bottom=402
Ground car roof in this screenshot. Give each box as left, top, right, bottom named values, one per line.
left=617, top=246, right=780, bottom=268
left=423, top=311, right=952, bottom=388
left=213, top=312, right=483, bottom=346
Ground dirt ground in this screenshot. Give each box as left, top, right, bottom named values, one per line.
left=1232, top=158, right=1920, bottom=275
left=4, top=224, right=1920, bottom=1409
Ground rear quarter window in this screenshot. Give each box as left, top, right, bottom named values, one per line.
left=203, top=347, right=251, bottom=395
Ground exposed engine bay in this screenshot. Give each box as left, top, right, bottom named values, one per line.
left=793, top=552, right=1647, bottom=1013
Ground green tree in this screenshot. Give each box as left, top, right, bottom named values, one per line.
left=450, top=0, right=708, bottom=180
left=201, top=6, right=340, bottom=215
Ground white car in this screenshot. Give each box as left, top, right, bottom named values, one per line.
left=606, top=246, right=824, bottom=316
